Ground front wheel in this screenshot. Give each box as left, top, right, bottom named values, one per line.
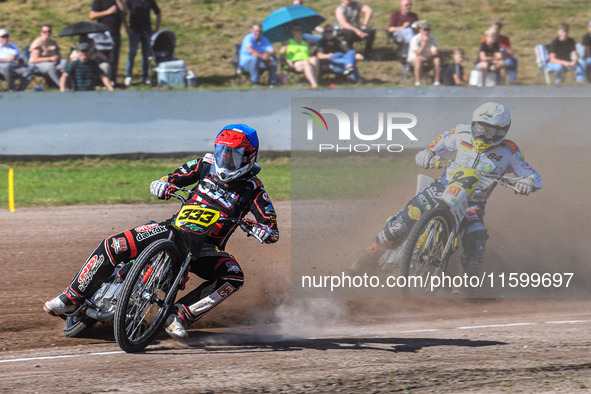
left=114, top=239, right=181, bottom=353
left=400, top=207, right=454, bottom=296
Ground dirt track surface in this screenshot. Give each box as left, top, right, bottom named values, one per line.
left=1, top=202, right=591, bottom=392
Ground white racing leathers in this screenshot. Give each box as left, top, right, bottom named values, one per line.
left=372, top=124, right=542, bottom=276
left=427, top=124, right=542, bottom=204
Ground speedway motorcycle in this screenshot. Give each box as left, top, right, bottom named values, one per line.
left=62, top=186, right=264, bottom=352
left=378, top=157, right=523, bottom=295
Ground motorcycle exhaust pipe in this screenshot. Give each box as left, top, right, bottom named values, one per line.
left=86, top=308, right=115, bottom=322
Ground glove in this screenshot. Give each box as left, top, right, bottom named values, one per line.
left=252, top=224, right=272, bottom=243
left=150, top=180, right=173, bottom=200
left=415, top=150, right=434, bottom=169
left=515, top=179, right=534, bottom=195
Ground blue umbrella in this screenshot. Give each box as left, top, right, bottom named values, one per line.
left=262, top=5, right=326, bottom=43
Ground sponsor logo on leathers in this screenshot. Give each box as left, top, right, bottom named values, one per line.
left=408, top=205, right=421, bottom=220
left=198, top=179, right=238, bottom=208
left=136, top=225, right=168, bottom=241
left=134, top=223, right=159, bottom=232
left=78, top=254, right=105, bottom=291
left=188, top=282, right=236, bottom=316
left=110, top=237, right=128, bottom=254
left=225, top=261, right=242, bottom=273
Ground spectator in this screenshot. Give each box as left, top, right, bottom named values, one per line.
left=292, top=0, right=324, bottom=46
left=239, top=23, right=277, bottom=87
left=70, top=34, right=112, bottom=80
left=90, top=0, right=129, bottom=86
left=407, top=21, right=440, bottom=86
left=475, top=28, right=506, bottom=84
left=387, top=0, right=418, bottom=57
left=547, top=22, right=585, bottom=84
left=335, top=0, right=376, bottom=60
left=316, top=24, right=362, bottom=84
left=483, top=20, right=518, bottom=83
left=441, top=49, right=467, bottom=86
left=280, top=24, right=319, bottom=88
left=580, top=21, right=591, bottom=81
left=60, top=42, right=114, bottom=92
left=0, top=28, right=34, bottom=91
left=28, top=24, right=68, bottom=88
left=124, top=0, right=161, bottom=86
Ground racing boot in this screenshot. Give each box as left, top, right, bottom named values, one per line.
left=349, top=240, right=387, bottom=274
left=164, top=306, right=190, bottom=342
left=44, top=293, right=77, bottom=316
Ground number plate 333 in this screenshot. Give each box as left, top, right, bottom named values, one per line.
left=174, top=206, right=221, bottom=233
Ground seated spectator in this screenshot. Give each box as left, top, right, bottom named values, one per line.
left=60, top=42, right=114, bottom=91
left=70, top=34, right=112, bottom=81
left=239, top=23, right=277, bottom=87
left=28, top=24, right=68, bottom=88
left=547, top=22, right=585, bottom=84
left=441, top=49, right=467, bottom=86
left=0, top=28, right=34, bottom=91
left=280, top=24, right=319, bottom=88
left=483, top=20, right=517, bottom=83
left=316, top=24, right=362, bottom=84
left=387, top=0, right=418, bottom=57
left=292, top=0, right=324, bottom=46
left=335, top=0, right=376, bottom=60
left=580, top=21, right=591, bottom=81
left=407, top=21, right=440, bottom=86
left=475, top=28, right=506, bottom=84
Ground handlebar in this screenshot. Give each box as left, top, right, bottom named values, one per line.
left=167, top=185, right=266, bottom=243
left=428, top=156, right=524, bottom=193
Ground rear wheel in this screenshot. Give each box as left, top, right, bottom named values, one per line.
left=114, top=239, right=181, bottom=353
left=400, top=207, right=454, bottom=296
left=63, top=315, right=96, bottom=338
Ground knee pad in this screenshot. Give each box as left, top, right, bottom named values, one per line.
left=184, top=279, right=240, bottom=324
left=379, top=214, right=409, bottom=245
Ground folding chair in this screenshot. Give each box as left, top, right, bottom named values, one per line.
left=534, top=44, right=551, bottom=84
left=232, top=43, right=249, bottom=84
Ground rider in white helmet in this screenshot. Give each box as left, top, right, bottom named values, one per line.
left=352, top=102, right=542, bottom=280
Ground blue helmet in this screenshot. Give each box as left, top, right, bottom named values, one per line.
left=213, top=124, right=259, bottom=182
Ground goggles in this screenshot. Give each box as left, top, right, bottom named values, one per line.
left=471, top=122, right=507, bottom=143
left=214, top=145, right=247, bottom=172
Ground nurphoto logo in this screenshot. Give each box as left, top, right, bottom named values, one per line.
left=302, top=106, right=419, bottom=153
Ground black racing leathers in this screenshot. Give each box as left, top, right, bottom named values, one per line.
left=62, top=154, right=278, bottom=327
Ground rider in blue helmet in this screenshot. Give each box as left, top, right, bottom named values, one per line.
left=45, top=124, right=279, bottom=341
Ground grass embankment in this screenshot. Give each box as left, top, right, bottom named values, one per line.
left=2, top=0, right=590, bottom=88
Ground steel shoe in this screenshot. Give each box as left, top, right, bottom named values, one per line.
left=44, top=294, right=77, bottom=316
left=164, top=313, right=188, bottom=341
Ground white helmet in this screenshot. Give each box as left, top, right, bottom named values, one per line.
left=471, top=102, right=511, bottom=153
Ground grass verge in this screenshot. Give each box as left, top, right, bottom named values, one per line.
left=292, top=151, right=417, bottom=200
left=0, top=157, right=290, bottom=208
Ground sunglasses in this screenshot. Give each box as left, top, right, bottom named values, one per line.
left=0, top=35, right=9, bottom=38
left=42, top=29, right=52, bottom=33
